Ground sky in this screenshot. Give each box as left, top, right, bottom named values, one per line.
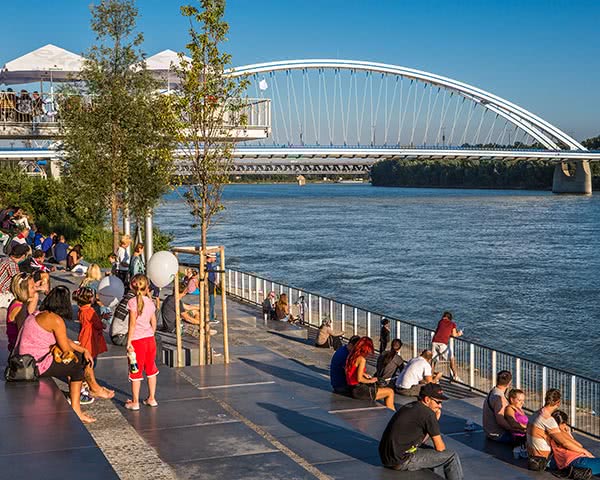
left=1, top=0, right=598, bottom=140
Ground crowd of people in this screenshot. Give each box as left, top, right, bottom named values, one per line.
left=0, top=89, right=54, bottom=123
left=322, top=311, right=599, bottom=479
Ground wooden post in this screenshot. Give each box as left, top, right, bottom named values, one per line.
left=199, top=249, right=206, bottom=366
left=220, top=246, right=229, bottom=363
left=173, top=253, right=183, bottom=367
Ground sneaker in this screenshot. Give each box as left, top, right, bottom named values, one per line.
left=209, top=329, right=217, bottom=335
left=209, top=320, right=220, bottom=326
left=452, top=376, right=464, bottom=384
left=80, top=394, right=95, bottom=405
left=519, top=446, right=528, bottom=459
left=512, top=447, right=521, bottom=460
left=212, top=349, right=222, bottom=357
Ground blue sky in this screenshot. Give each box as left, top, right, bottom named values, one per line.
left=1, top=0, right=598, bottom=140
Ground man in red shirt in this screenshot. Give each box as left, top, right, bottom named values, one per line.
left=431, top=311, right=463, bottom=383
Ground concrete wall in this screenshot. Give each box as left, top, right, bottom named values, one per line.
left=552, top=160, right=592, bottom=194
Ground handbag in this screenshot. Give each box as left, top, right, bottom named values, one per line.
left=4, top=324, right=51, bottom=382
left=528, top=455, right=549, bottom=472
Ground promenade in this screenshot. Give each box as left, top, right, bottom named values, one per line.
left=2, top=269, right=600, bottom=479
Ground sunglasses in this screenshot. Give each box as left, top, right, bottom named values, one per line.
left=431, top=398, right=443, bottom=406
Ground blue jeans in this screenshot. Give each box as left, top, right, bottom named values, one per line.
left=399, top=446, right=463, bottom=480
left=209, top=293, right=215, bottom=321
left=571, top=457, right=600, bottom=475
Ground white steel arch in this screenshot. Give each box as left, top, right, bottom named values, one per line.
left=227, top=59, right=585, bottom=151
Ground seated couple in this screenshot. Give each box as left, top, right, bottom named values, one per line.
left=329, top=336, right=395, bottom=410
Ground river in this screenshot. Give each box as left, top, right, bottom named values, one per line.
left=155, top=184, right=600, bottom=379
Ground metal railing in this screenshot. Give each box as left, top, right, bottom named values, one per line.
left=225, top=267, right=600, bottom=438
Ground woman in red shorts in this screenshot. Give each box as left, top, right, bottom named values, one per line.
left=125, top=274, right=159, bottom=410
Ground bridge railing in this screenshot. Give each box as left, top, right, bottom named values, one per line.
left=0, top=91, right=271, bottom=130
left=225, top=267, right=600, bottom=438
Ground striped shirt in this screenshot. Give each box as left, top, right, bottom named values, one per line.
left=0, top=257, right=19, bottom=294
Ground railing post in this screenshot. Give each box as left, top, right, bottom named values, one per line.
left=491, top=350, right=497, bottom=386
left=570, top=376, right=577, bottom=428
left=308, top=293, right=313, bottom=325
left=228, top=270, right=232, bottom=294
left=353, top=308, right=358, bottom=336
left=469, top=344, right=475, bottom=388
left=263, top=279, right=267, bottom=301
left=289, top=286, right=293, bottom=305
left=515, top=358, right=521, bottom=389
left=329, top=300, right=334, bottom=325
left=279, top=284, right=283, bottom=295
left=255, top=277, right=260, bottom=304
left=395, top=320, right=401, bottom=343
left=318, top=297, right=322, bottom=323
left=542, top=367, right=548, bottom=401
left=234, top=271, right=238, bottom=296
left=412, top=326, right=418, bottom=358
left=367, top=312, right=372, bottom=338
left=341, top=306, right=345, bottom=333
left=241, top=273, right=245, bottom=299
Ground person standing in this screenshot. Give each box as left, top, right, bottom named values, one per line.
left=431, top=311, right=463, bottom=382
left=379, top=383, right=463, bottom=479
left=206, top=253, right=218, bottom=322
left=125, top=274, right=158, bottom=410
left=380, top=317, right=391, bottom=353
left=482, top=370, right=513, bottom=443
left=116, top=235, right=132, bottom=286
left=129, top=243, right=145, bottom=278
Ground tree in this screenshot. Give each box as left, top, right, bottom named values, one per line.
left=173, top=0, right=248, bottom=363
left=582, top=135, right=600, bottom=150
left=59, top=0, right=176, bottom=253
left=175, top=0, right=248, bottom=249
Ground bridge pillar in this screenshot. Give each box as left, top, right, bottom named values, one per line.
left=552, top=160, right=592, bottom=195
left=47, top=159, right=62, bottom=179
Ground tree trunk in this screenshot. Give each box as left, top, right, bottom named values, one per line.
left=201, top=196, right=212, bottom=364
left=110, top=189, right=120, bottom=254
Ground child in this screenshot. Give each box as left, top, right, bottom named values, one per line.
left=504, top=388, right=528, bottom=459
left=108, top=253, right=118, bottom=276
left=379, top=317, right=390, bottom=353
left=75, top=287, right=108, bottom=360
left=125, top=274, right=158, bottom=410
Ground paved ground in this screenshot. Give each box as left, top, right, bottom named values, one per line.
left=8, top=269, right=600, bottom=479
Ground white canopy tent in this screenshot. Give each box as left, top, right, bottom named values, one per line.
left=141, top=49, right=192, bottom=89
left=0, top=44, right=85, bottom=86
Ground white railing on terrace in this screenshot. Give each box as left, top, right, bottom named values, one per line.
left=0, top=92, right=271, bottom=130
left=225, top=267, right=600, bottom=439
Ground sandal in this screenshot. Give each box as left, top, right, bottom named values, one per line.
left=124, top=400, right=140, bottom=411
left=143, top=399, right=158, bottom=407
left=91, top=388, right=114, bottom=400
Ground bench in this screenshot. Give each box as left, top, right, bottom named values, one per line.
left=156, top=329, right=202, bottom=367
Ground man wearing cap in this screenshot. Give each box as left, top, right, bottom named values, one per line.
left=0, top=243, right=30, bottom=308
left=379, top=383, right=463, bottom=479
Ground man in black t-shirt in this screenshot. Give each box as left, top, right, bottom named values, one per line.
left=379, top=383, right=463, bottom=479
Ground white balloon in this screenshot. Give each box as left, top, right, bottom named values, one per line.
left=97, top=275, right=125, bottom=309
left=147, top=251, right=179, bottom=288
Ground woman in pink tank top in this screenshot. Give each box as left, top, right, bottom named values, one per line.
left=504, top=389, right=529, bottom=459
left=6, top=272, right=39, bottom=352
left=17, top=286, right=115, bottom=424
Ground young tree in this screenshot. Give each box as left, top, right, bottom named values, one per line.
left=59, top=0, right=176, bottom=253
left=174, top=0, right=248, bottom=363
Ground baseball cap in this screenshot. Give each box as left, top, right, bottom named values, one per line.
left=419, top=383, right=449, bottom=401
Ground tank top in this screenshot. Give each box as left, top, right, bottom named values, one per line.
left=17, top=314, right=55, bottom=374
left=6, top=300, right=24, bottom=351
left=512, top=408, right=529, bottom=437
left=345, top=357, right=361, bottom=386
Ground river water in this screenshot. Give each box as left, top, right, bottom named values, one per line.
left=155, top=184, right=600, bottom=379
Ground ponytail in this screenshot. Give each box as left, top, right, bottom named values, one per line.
left=130, top=274, right=149, bottom=316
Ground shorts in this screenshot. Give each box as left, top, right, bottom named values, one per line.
left=129, top=336, right=159, bottom=381
left=350, top=383, right=378, bottom=401
left=432, top=341, right=452, bottom=361
left=41, top=351, right=86, bottom=382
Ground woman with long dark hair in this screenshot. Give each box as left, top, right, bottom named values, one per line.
left=16, top=286, right=114, bottom=423
left=345, top=336, right=395, bottom=410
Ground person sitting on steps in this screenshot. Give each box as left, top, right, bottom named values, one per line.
left=376, top=338, right=405, bottom=388
left=330, top=335, right=360, bottom=395
left=395, top=350, right=442, bottom=397
left=315, top=317, right=344, bottom=350
left=482, top=370, right=513, bottom=443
